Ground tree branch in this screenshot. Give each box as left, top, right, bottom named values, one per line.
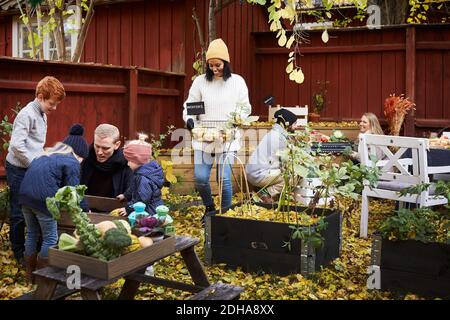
left=72, top=0, right=95, bottom=62
left=192, top=7, right=206, bottom=72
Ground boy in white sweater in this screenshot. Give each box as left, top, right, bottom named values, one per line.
left=6, top=76, right=65, bottom=265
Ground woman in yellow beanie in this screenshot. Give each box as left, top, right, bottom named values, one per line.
left=182, top=38, right=251, bottom=222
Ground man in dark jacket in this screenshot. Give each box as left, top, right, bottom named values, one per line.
left=80, top=124, right=133, bottom=200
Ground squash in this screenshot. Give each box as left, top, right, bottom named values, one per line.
left=138, top=236, right=153, bottom=248
left=95, top=221, right=117, bottom=237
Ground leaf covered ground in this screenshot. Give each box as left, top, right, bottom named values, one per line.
left=0, top=192, right=437, bottom=300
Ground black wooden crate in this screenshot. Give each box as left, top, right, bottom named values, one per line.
left=204, top=203, right=342, bottom=277
left=372, top=235, right=450, bottom=298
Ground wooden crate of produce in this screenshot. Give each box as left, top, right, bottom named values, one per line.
left=48, top=236, right=175, bottom=280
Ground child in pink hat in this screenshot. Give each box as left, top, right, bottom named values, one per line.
left=116, top=133, right=165, bottom=216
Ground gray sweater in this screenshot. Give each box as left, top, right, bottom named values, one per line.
left=245, top=123, right=288, bottom=185
left=6, top=99, right=47, bottom=168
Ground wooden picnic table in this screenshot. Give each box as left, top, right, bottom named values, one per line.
left=16, top=235, right=243, bottom=300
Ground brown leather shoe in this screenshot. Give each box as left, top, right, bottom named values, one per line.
left=36, top=256, right=49, bottom=270
left=24, top=253, right=38, bottom=284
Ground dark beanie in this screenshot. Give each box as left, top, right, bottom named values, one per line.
left=63, top=124, right=89, bottom=159
left=274, top=108, right=298, bottom=127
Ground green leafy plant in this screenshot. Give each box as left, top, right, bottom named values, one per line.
left=379, top=208, right=442, bottom=243
left=311, top=80, right=329, bottom=114
left=149, top=125, right=175, bottom=159
left=0, top=102, right=22, bottom=151
left=380, top=181, right=450, bottom=244
left=285, top=218, right=328, bottom=250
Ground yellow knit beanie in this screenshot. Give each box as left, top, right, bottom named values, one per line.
left=206, top=38, right=230, bottom=63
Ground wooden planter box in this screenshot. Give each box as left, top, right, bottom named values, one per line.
left=157, top=150, right=247, bottom=195
left=48, top=236, right=176, bottom=280
left=204, top=203, right=342, bottom=277
left=58, top=195, right=125, bottom=230
left=372, top=235, right=450, bottom=298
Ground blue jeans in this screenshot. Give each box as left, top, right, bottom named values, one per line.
left=22, top=206, right=58, bottom=258
left=5, top=161, right=26, bottom=259
left=194, top=150, right=234, bottom=209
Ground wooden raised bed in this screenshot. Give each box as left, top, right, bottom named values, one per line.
left=157, top=149, right=249, bottom=195
left=204, top=203, right=342, bottom=277
left=48, top=236, right=176, bottom=280
left=372, top=234, right=450, bottom=298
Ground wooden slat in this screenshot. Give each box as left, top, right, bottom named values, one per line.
left=255, top=44, right=406, bottom=55
left=107, top=5, right=121, bottom=66
left=416, top=41, right=450, bottom=50
left=14, top=285, right=77, bottom=300
left=120, top=5, right=132, bottom=66
left=125, top=273, right=204, bottom=293
left=145, top=0, right=159, bottom=70
left=338, top=34, right=352, bottom=119
left=95, top=9, right=108, bottom=64
left=324, top=53, right=339, bottom=119
left=405, top=27, right=416, bottom=136
left=132, top=2, right=145, bottom=67
left=137, top=87, right=180, bottom=96
left=128, top=68, right=138, bottom=139
left=189, top=282, right=243, bottom=300
left=0, top=17, right=6, bottom=55
left=426, top=51, right=444, bottom=119
left=159, top=0, right=172, bottom=72
left=0, top=79, right=127, bottom=93
left=171, top=4, right=184, bottom=73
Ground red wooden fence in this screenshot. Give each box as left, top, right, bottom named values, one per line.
left=0, top=57, right=185, bottom=172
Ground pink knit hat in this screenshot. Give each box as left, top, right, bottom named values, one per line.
left=123, top=144, right=152, bottom=166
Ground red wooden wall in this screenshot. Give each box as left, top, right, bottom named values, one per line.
left=0, top=15, right=12, bottom=56
left=80, top=0, right=186, bottom=73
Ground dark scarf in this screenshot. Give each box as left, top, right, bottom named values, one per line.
left=86, top=144, right=128, bottom=173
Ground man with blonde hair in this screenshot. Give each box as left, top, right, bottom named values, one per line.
left=80, top=124, right=133, bottom=199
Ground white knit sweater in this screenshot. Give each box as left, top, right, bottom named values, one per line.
left=183, top=74, right=251, bottom=152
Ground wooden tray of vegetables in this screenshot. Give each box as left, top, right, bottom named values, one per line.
left=47, top=186, right=175, bottom=280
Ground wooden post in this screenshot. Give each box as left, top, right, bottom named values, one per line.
left=405, top=26, right=416, bottom=137
left=128, top=68, right=138, bottom=140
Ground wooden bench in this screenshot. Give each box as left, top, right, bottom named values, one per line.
left=189, top=282, right=243, bottom=300
left=15, top=235, right=243, bottom=300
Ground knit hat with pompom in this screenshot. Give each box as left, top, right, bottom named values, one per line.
left=123, top=133, right=153, bottom=166
left=63, top=124, right=89, bottom=159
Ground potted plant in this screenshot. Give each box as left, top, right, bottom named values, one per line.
left=372, top=181, right=450, bottom=298
left=309, top=80, right=329, bottom=122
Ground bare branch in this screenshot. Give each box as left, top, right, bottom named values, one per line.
left=72, top=0, right=95, bottom=62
